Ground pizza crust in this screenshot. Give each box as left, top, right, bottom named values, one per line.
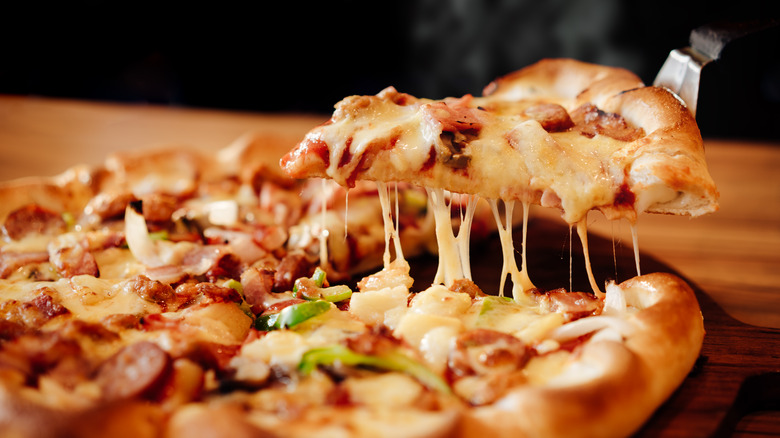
left=485, top=58, right=718, bottom=220
left=458, top=272, right=704, bottom=438
left=0, top=167, right=97, bottom=224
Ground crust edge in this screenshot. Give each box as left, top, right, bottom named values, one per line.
left=458, top=272, right=704, bottom=438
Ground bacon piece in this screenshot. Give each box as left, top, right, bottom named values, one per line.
left=570, top=103, right=645, bottom=142
left=523, top=103, right=574, bottom=132
left=49, top=243, right=99, bottom=278
left=535, top=288, right=604, bottom=322
left=273, top=251, right=313, bottom=293
left=173, top=282, right=243, bottom=306
left=240, top=267, right=275, bottom=314
left=0, top=288, right=69, bottom=331
left=448, top=329, right=531, bottom=379
left=95, top=341, right=172, bottom=401
left=129, top=275, right=177, bottom=311
left=84, top=191, right=136, bottom=221
left=2, top=204, right=66, bottom=240
left=140, top=193, right=179, bottom=223
left=0, top=251, right=50, bottom=279
left=448, top=278, right=486, bottom=298
left=205, top=253, right=243, bottom=282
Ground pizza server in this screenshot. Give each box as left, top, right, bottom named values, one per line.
left=653, top=19, right=779, bottom=138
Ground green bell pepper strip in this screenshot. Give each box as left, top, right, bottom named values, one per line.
left=222, top=279, right=244, bottom=295
left=311, top=267, right=327, bottom=287
left=148, top=230, right=170, bottom=241
left=293, top=279, right=352, bottom=303
left=255, top=300, right=331, bottom=331
left=318, top=285, right=352, bottom=302
left=254, top=313, right=279, bottom=331
left=298, top=345, right=451, bottom=394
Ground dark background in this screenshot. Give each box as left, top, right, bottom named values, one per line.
left=1, top=1, right=778, bottom=139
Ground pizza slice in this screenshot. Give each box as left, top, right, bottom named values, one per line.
left=276, top=58, right=717, bottom=437
left=281, top=58, right=718, bottom=296
left=282, top=59, right=718, bottom=224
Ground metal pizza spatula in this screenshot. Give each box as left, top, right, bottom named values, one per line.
left=653, top=19, right=779, bottom=118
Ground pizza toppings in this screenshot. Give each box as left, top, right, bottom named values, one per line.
left=95, top=341, right=172, bottom=401
left=2, top=204, right=66, bottom=241
left=299, top=344, right=451, bottom=395
left=569, top=103, right=645, bottom=142
left=0, top=59, right=714, bottom=438
left=522, top=103, right=574, bottom=132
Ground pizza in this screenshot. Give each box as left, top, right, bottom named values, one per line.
left=0, top=58, right=717, bottom=438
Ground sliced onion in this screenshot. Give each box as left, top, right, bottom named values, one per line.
left=124, top=206, right=164, bottom=267
left=603, top=281, right=627, bottom=315
left=206, top=200, right=239, bottom=226
left=548, top=315, right=634, bottom=342
left=203, top=228, right=266, bottom=264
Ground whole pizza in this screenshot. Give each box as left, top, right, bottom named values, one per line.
left=0, top=59, right=717, bottom=437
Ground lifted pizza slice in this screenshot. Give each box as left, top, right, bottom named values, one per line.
left=281, top=58, right=718, bottom=225
left=281, top=58, right=719, bottom=296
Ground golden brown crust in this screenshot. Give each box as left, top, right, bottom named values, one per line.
left=484, top=58, right=645, bottom=104
left=458, top=272, right=704, bottom=438
left=485, top=58, right=718, bottom=219
left=0, top=167, right=97, bottom=224
left=606, top=87, right=719, bottom=217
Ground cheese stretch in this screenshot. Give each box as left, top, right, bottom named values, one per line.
left=362, top=180, right=640, bottom=298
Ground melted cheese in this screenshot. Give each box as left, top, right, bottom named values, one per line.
left=377, top=182, right=405, bottom=267
left=296, top=85, right=646, bottom=227
left=576, top=218, right=604, bottom=298
left=630, top=221, right=641, bottom=276
left=427, top=188, right=469, bottom=287
left=320, top=179, right=330, bottom=269
left=53, top=276, right=162, bottom=322
left=455, top=194, right=478, bottom=281
left=487, top=199, right=534, bottom=298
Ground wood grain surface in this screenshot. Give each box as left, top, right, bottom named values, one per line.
left=1, top=95, right=778, bottom=436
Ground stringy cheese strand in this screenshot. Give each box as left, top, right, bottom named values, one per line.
left=631, top=222, right=642, bottom=276
left=320, top=179, right=329, bottom=269
left=488, top=199, right=521, bottom=297
left=377, top=182, right=394, bottom=268
left=456, top=195, right=478, bottom=281
left=428, top=188, right=466, bottom=286
left=517, top=201, right=535, bottom=293
left=393, top=183, right=405, bottom=263
left=576, top=217, right=605, bottom=298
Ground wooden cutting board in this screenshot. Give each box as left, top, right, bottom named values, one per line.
left=408, top=216, right=780, bottom=437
